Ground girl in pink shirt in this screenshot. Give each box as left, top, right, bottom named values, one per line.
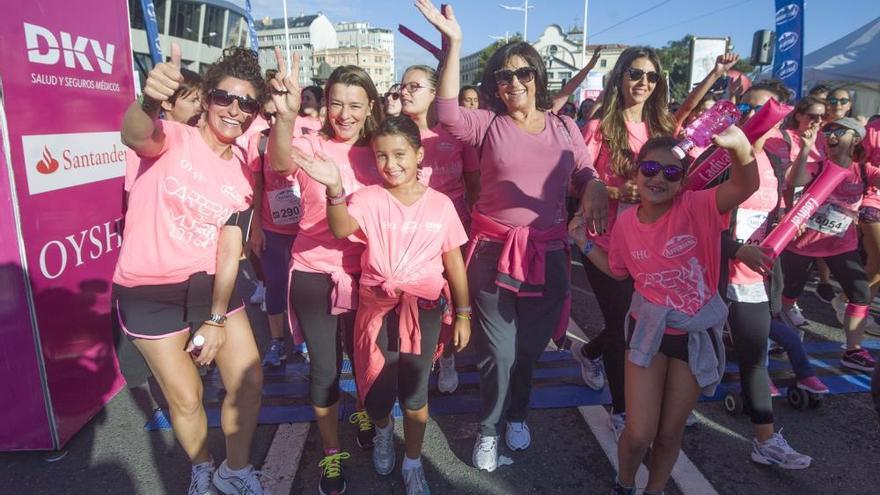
left=114, top=45, right=267, bottom=493
left=584, top=129, right=759, bottom=495
left=295, top=115, right=471, bottom=493
left=267, top=55, right=384, bottom=494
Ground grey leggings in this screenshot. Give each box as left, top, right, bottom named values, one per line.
left=469, top=240, right=569, bottom=436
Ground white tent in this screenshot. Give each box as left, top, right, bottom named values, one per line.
left=804, top=16, right=880, bottom=117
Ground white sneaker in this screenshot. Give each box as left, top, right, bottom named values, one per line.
left=249, top=282, right=266, bottom=305
left=750, top=429, right=812, bottom=469
left=472, top=434, right=498, bottom=472
left=402, top=462, right=431, bottom=495
left=505, top=421, right=531, bottom=451
left=781, top=304, right=808, bottom=328
left=608, top=412, right=625, bottom=440
left=189, top=461, right=217, bottom=495
left=437, top=355, right=459, bottom=393
left=570, top=341, right=606, bottom=391
left=831, top=294, right=846, bottom=325
left=212, top=460, right=265, bottom=494
left=372, top=418, right=396, bottom=476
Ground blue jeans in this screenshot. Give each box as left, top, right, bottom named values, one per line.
left=769, top=318, right=815, bottom=379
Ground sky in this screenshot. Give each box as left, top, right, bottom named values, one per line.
left=246, top=0, right=878, bottom=78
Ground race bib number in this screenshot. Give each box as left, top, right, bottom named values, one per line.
left=268, top=184, right=302, bottom=225
left=734, top=208, right=769, bottom=245
left=806, top=204, right=852, bottom=237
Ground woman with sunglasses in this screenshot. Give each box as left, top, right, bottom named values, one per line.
left=398, top=64, right=480, bottom=395
left=268, top=50, right=385, bottom=495
left=571, top=46, right=675, bottom=438
left=825, top=88, right=853, bottom=123
left=384, top=83, right=402, bottom=117
left=782, top=118, right=878, bottom=373
left=416, top=0, right=607, bottom=471
left=116, top=44, right=267, bottom=494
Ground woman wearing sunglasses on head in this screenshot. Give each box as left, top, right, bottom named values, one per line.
left=416, top=0, right=607, bottom=472
left=115, top=44, right=267, bottom=495
left=384, top=83, right=403, bottom=117
left=570, top=46, right=675, bottom=439
left=268, top=49, right=385, bottom=495
left=581, top=128, right=759, bottom=495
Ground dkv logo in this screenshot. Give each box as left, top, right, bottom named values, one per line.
left=777, top=60, right=799, bottom=80
left=778, top=32, right=799, bottom=52
left=775, top=4, right=799, bottom=24
left=24, top=22, right=115, bottom=74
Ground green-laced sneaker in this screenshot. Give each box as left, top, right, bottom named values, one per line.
left=318, top=451, right=350, bottom=495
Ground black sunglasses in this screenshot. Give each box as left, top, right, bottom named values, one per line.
left=494, top=67, right=537, bottom=86
left=822, top=127, right=851, bottom=138
left=827, top=97, right=850, bottom=106
left=208, top=89, right=260, bottom=114
left=384, top=91, right=400, bottom=100
left=639, top=160, right=685, bottom=182
left=627, top=67, right=660, bottom=84
left=736, top=102, right=764, bottom=115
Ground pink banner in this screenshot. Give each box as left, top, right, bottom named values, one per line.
left=759, top=161, right=850, bottom=260
left=683, top=99, right=792, bottom=192
left=0, top=0, right=133, bottom=450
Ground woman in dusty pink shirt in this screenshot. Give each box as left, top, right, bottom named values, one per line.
left=417, top=0, right=607, bottom=472
left=114, top=45, right=266, bottom=493
left=267, top=54, right=384, bottom=494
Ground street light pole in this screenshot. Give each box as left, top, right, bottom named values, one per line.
left=499, top=1, right=534, bottom=42
left=582, top=0, right=588, bottom=63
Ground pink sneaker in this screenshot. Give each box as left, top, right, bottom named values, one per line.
left=796, top=376, right=829, bottom=394
left=770, top=382, right=782, bottom=397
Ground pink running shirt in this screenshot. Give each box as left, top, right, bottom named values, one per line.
left=293, top=116, right=324, bottom=138
left=114, top=120, right=253, bottom=287
left=861, top=120, right=880, bottom=209
left=247, top=131, right=301, bottom=235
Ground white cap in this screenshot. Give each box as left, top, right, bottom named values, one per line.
left=192, top=334, right=206, bottom=348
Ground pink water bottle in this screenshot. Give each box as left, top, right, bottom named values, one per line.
left=672, top=100, right=741, bottom=159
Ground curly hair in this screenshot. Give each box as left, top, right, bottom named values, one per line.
left=202, top=46, right=268, bottom=104
left=480, top=41, right=553, bottom=114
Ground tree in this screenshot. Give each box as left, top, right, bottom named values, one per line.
left=473, top=34, right=522, bottom=84
left=655, top=35, right=691, bottom=103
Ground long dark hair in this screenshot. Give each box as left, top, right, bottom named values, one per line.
left=598, top=47, right=675, bottom=178
left=320, top=65, right=384, bottom=142
left=480, top=41, right=552, bottom=114
left=202, top=46, right=268, bottom=104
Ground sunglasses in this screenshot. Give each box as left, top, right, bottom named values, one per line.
left=736, top=102, right=764, bottom=115
left=400, top=82, right=432, bottom=94
left=626, top=67, right=660, bottom=84
left=208, top=89, right=260, bottom=114
left=827, top=97, right=850, bottom=106
left=494, top=67, right=537, bottom=86
left=384, top=91, right=400, bottom=101
left=822, top=127, right=852, bottom=138
left=639, top=160, right=685, bottom=182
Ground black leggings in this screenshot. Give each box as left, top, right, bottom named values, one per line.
left=291, top=270, right=357, bottom=408
left=365, top=304, right=442, bottom=419
left=781, top=250, right=870, bottom=305
left=581, top=257, right=632, bottom=414
left=727, top=300, right=775, bottom=425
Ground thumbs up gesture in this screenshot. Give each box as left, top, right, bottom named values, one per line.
left=144, top=42, right=184, bottom=102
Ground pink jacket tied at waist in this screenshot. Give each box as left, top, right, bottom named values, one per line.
left=355, top=282, right=452, bottom=404
left=465, top=211, right=572, bottom=340
left=286, top=260, right=359, bottom=346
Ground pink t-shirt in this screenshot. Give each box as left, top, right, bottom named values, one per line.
left=436, top=97, right=595, bottom=230
left=114, top=120, right=253, bottom=287
left=347, top=185, right=468, bottom=298
left=608, top=188, right=730, bottom=316
left=787, top=160, right=880, bottom=257
left=247, top=131, right=301, bottom=235
left=290, top=135, right=383, bottom=274
left=293, top=116, right=324, bottom=138
left=861, top=120, right=880, bottom=209
left=581, top=119, right=650, bottom=250
left=418, top=124, right=478, bottom=222
left=235, top=114, right=270, bottom=150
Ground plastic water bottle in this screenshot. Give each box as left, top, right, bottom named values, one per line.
left=672, top=100, right=741, bottom=159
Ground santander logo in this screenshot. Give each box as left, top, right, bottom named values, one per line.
left=36, top=146, right=60, bottom=174
left=663, top=235, right=697, bottom=258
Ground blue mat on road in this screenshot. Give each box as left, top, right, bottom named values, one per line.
left=145, top=340, right=879, bottom=431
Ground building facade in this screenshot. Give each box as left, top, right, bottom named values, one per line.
left=336, top=21, right=395, bottom=83
left=254, top=14, right=337, bottom=87
left=313, top=46, right=394, bottom=92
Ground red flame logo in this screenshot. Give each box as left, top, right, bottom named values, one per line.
left=36, top=146, right=59, bottom=174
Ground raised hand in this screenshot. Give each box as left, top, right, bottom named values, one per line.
left=712, top=125, right=751, bottom=153
left=735, top=244, right=774, bottom=276
left=269, top=47, right=302, bottom=123
left=713, top=52, right=740, bottom=76
left=415, top=0, right=462, bottom=43
left=143, top=42, right=183, bottom=102
left=293, top=148, right=343, bottom=193
left=590, top=45, right=604, bottom=64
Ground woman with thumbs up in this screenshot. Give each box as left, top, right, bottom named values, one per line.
left=114, top=44, right=268, bottom=495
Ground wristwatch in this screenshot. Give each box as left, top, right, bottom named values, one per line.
left=208, top=313, right=227, bottom=325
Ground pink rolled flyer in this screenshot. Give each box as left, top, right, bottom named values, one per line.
left=683, top=99, right=792, bottom=192
left=398, top=25, right=442, bottom=59
left=758, top=161, right=850, bottom=259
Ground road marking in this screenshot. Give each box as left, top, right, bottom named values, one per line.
left=571, top=285, right=595, bottom=297
left=261, top=422, right=310, bottom=494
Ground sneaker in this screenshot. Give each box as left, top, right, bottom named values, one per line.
left=863, top=318, right=880, bottom=337
left=437, top=355, right=459, bottom=394
left=750, top=430, right=812, bottom=469
left=841, top=348, right=876, bottom=372
left=770, top=382, right=781, bottom=398
left=831, top=294, right=846, bottom=325
left=249, top=282, right=265, bottom=305
left=318, top=451, right=350, bottom=495
left=609, top=479, right=637, bottom=495
left=608, top=412, right=626, bottom=440
left=372, top=418, right=396, bottom=476
left=472, top=434, right=498, bottom=472
left=349, top=411, right=375, bottom=450
left=504, top=421, right=531, bottom=451
left=570, top=341, right=606, bottom=391
left=189, top=461, right=217, bottom=495
left=815, top=282, right=835, bottom=303
left=261, top=339, right=287, bottom=367
left=797, top=376, right=829, bottom=394
left=685, top=411, right=698, bottom=427
left=212, top=461, right=265, bottom=494
left=402, top=463, right=431, bottom=495
left=781, top=304, right=808, bottom=328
